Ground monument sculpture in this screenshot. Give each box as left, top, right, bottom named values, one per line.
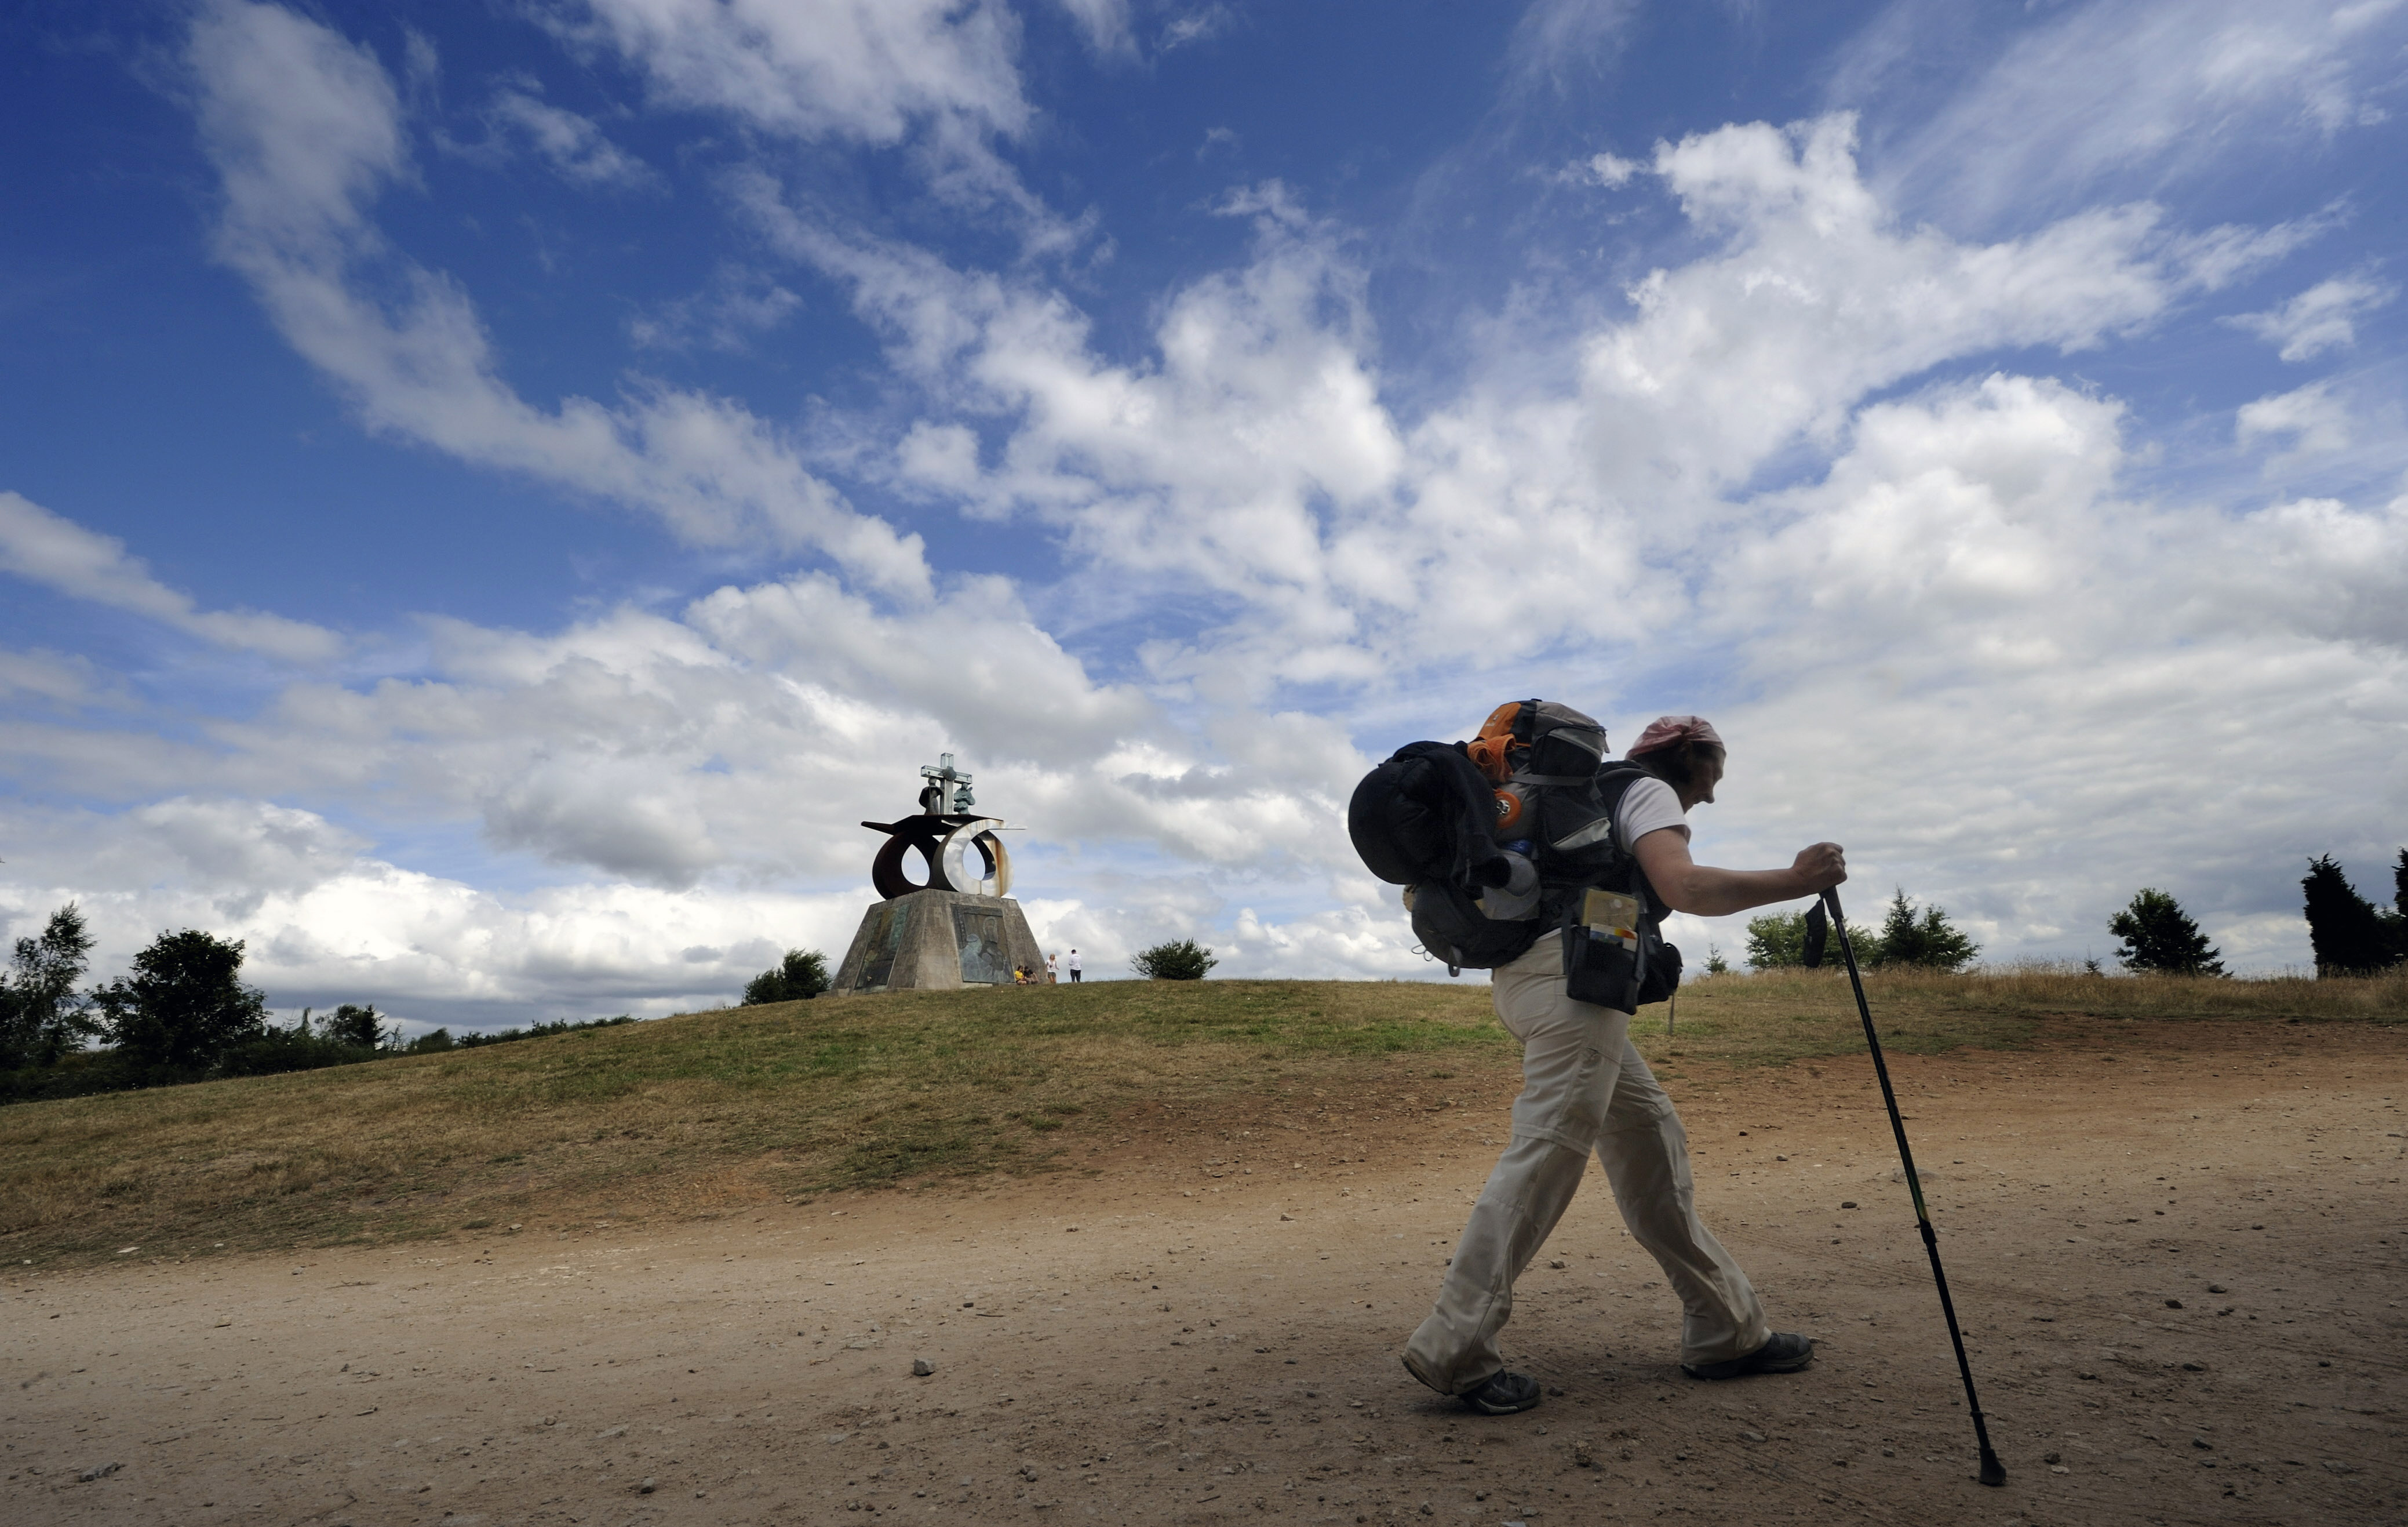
left=832, top=754, right=1045, bottom=993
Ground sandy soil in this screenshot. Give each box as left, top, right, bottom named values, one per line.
left=6, top=1018, right=2405, bottom=1527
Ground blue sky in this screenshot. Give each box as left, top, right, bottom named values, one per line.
left=3, top=0, right=2405, bottom=1030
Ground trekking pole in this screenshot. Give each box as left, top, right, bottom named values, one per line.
left=1809, top=889, right=2006, bottom=1487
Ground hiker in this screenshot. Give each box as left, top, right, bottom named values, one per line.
left=1067, top=949, right=1082, bottom=983
left=1401, top=714, right=1848, bottom=1415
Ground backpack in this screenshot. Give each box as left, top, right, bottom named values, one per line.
left=1347, top=741, right=1539, bottom=972
left=1349, top=700, right=1683, bottom=1004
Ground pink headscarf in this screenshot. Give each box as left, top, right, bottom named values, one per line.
left=1628, top=715, right=1725, bottom=757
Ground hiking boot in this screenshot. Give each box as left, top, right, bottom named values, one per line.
left=1459, top=1369, right=1543, bottom=1415
left=1681, top=1331, right=1815, bottom=1381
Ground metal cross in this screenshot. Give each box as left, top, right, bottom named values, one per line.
left=919, top=752, right=975, bottom=815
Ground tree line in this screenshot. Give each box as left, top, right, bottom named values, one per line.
left=1726, top=848, right=2407, bottom=979
left=1737, top=888, right=1983, bottom=972
left=0, top=906, right=632, bottom=1106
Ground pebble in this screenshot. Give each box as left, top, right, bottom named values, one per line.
left=912, top=1358, right=935, bottom=1377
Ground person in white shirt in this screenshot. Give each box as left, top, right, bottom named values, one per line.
left=1402, top=714, right=1848, bottom=1415
left=1045, top=952, right=1059, bottom=984
left=1066, top=949, right=1083, bottom=983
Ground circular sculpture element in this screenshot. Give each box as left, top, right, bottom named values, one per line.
left=863, top=813, right=1013, bottom=900
left=939, top=823, right=1011, bottom=897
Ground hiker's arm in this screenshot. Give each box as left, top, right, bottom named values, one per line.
left=1633, top=830, right=1845, bottom=918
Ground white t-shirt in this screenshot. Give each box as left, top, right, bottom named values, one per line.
left=1613, top=776, right=1689, bottom=855
left=1067, top=951, right=1082, bottom=972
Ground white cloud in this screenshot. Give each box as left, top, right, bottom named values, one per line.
left=1053, top=0, right=1134, bottom=56
left=0, top=491, right=342, bottom=661
left=1160, top=5, right=1236, bottom=52
left=0, top=798, right=869, bottom=1032
left=751, top=115, right=2185, bottom=703
left=0, top=648, right=114, bottom=707
left=551, top=0, right=1087, bottom=253
left=1859, top=0, right=2408, bottom=229
left=1504, top=0, right=1642, bottom=97
left=1583, top=151, right=1640, bottom=188
left=553, top=0, right=1032, bottom=145
left=628, top=265, right=803, bottom=352
left=1685, top=373, right=2407, bottom=959
left=2237, top=380, right=2354, bottom=455
left=2228, top=271, right=2394, bottom=361
left=187, top=1, right=930, bottom=593
left=2165, top=206, right=2344, bottom=292
left=481, top=86, right=658, bottom=188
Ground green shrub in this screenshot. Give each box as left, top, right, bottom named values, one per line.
left=1133, top=940, right=1217, bottom=980
left=743, top=949, right=831, bottom=1005
left=2108, top=889, right=2225, bottom=976
left=213, top=1026, right=376, bottom=1078
left=1870, top=889, right=1980, bottom=972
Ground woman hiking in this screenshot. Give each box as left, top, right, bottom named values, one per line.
left=1401, top=714, right=1848, bottom=1415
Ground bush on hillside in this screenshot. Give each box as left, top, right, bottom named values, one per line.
left=743, top=948, right=830, bottom=1005
left=454, top=1015, right=635, bottom=1048
left=322, top=1003, right=387, bottom=1049
left=1743, top=907, right=1874, bottom=969
left=1133, top=939, right=1216, bottom=980
left=2108, top=889, right=2224, bottom=976
left=1867, top=889, right=1980, bottom=972
left=213, top=1019, right=377, bottom=1078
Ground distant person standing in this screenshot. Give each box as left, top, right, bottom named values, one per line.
left=1045, top=951, right=1060, bottom=984
left=1067, top=949, right=1083, bottom=983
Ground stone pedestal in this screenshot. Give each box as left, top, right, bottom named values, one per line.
left=832, top=889, right=1046, bottom=994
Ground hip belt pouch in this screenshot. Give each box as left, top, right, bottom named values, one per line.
left=1564, top=922, right=1643, bottom=1009
left=1561, top=888, right=1682, bottom=1009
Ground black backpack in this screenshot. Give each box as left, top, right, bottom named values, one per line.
left=1347, top=741, right=1539, bottom=973
left=1349, top=704, right=1682, bottom=1003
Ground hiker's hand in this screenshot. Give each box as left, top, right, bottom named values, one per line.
left=1793, top=842, right=1846, bottom=892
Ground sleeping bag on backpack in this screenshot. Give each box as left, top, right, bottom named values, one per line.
left=1347, top=740, right=1543, bottom=973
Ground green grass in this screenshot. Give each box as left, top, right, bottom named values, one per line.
left=2, top=969, right=2398, bottom=1268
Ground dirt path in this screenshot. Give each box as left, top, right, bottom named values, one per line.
left=8, top=1020, right=2405, bottom=1527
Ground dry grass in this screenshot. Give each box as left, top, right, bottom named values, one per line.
left=1637, top=962, right=2408, bottom=1075
left=3, top=969, right=2399, bottom=1268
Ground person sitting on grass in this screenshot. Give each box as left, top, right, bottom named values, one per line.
left=1401, top=714, right=1848, bottom=1416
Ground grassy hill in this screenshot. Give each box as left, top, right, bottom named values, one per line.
left=3, top=968, right=2399, bottom=1267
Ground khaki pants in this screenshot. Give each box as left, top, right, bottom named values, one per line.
left=1403, top=932, right=1769, bottom=1393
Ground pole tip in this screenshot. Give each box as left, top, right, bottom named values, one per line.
left=1977, top=1449, right=2006, bottom=1487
